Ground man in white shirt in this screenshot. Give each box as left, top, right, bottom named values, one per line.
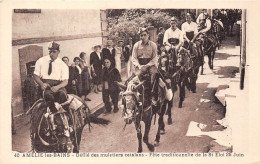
left=163, top=16, right=184, bottom=53
left=34, top=41, right=69, bottom=113
left=181, top=12, right=198, bottom=49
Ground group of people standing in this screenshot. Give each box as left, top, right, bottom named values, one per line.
left=60, top=39, right=133, bottom=114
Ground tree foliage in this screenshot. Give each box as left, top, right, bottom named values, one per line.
left=107, top=9, right=182, bottom=44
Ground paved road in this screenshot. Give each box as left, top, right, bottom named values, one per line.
left=79, top=33, right=240, bottom=153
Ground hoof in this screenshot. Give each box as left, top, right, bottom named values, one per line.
left=154, top=141, right=159, bottom=147
left=148, top=144, right=155, bottom=152
left=178, top=103, right=182, bottom=108
left=167, top=118, right=172, bottom=125
left=160, top=129, right=165, bottom=135
left=137, top=148, right=142, bottom=153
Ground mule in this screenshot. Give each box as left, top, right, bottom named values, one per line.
left=181, top=42, right=201, bottom=94
left=117, top=67, right=172, bottom=152
left=203, top=33, right=218, bottom=71
left=165, top=38, right=192, bottom=108
left=27, top=94, right=109, bottom=153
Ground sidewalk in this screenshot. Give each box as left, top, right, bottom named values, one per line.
left=211, top=23, right=246, bottom=152
left=12, top=66, right=128, bottom=152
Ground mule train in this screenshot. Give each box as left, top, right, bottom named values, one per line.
left=115, top=34, right=211, bottom=152
left=26, top=23, right=220, bottom=153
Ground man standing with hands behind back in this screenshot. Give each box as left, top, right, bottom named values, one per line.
left=34, top=41, right=69, bottom=113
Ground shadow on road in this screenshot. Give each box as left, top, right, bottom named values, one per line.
left=214, top=52, right=239, bottom=60
left=214, top=66, right=239, bottom=78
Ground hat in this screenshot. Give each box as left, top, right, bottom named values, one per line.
left=170, top=17, right=177, bottom=21
left=93, top=45, right=101, bottom=49
left=107, top=40, right=113, bottom=44
left=48, top=41, right=60, bottom=51
left=138, top=27, right=149, bottom=34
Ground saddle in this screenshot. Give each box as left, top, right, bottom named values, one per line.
left=29, top=94, right=89, bottom=136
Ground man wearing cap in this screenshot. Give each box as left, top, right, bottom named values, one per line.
left=132, top=27, right=159, bottom=105
left=34, top=41, right=69, bottom=113
left=102, top=40, right=116, bottom=68
left=163, top=16, right=184, bottom=53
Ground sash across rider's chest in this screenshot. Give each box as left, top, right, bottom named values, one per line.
left=136, top=42, right=153, bottom=65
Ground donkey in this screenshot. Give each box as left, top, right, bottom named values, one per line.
left=117, top=67, right=172, bottom=152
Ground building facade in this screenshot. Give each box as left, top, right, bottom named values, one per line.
left=12, top=9, right=107, bottom=116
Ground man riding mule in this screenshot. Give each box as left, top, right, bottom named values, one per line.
left=34, top=41, right=69, bottom=114
left=163, top=16, right=184, bottom=67
left=194, top=12, right=219, bottom=73
left=116, top=27, right=173, bottom=152
left=181, top=12, right=205, bottom=93
left=161, top=16, right=193, bottom=108
left=132, top=27, right=159, bottom=107
left=29, top=42, right=108, bottom=153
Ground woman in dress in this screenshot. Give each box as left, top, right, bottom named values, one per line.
left=79, top=52, right=91, bottom=101
left=71, top=57, right=83, bottom=97
left=90, top=45, right=103, bottom=93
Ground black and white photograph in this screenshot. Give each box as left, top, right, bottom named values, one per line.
left=1, top=1, right=260, bottom=164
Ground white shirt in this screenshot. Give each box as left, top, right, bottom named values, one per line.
left=163, top=27, right=183, bottom=46
left=181, top=21, right=198, bottom=34
left=34, top=55, right=69, bottom=81
left=200, top=19, right=212, bottom=33
left=75, top=65, right=82, bottom=74
left=196, top=13, right=205, bottom=24
left=96, top=52, right=101, bottom=60
left=108, top=47, right=114, bottom=54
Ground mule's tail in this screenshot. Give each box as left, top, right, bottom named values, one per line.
left=87, top=115, right=110, bottom=125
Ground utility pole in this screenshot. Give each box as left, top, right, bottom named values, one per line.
left=240, top=9, right=246, bottom=90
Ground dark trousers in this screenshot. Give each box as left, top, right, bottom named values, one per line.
left=44, top=88, right=67, bottom=112
left=102, top=89, right=119, bottom=112
left=139, top=65, right=159, bottom=100
left=41, top=79, right=68, bottom=112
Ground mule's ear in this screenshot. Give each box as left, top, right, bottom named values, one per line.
left=133, top=81, right=145, bottom=91
left=116, top=81, right=127, bottom=90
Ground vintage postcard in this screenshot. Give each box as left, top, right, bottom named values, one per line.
left=0, top=0, right=260, bottom=164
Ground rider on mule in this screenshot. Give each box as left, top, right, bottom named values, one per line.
left=181, top=12, right=199, bottom=56
left=163, top=16, right=184, bottom=66
left=33, top=41, right=69, bottom=125
left=132, top=27, right=159, bottom=107
left=196, top=12, right=220, bottom=49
